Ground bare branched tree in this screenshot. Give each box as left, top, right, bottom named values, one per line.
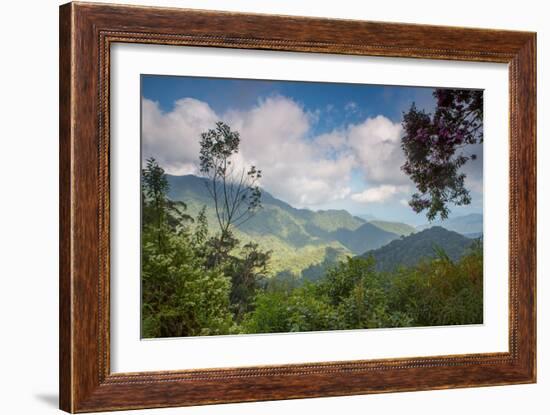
left=199, top=122, right=262, bottom=238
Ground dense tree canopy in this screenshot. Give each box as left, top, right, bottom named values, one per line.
left=243, top=244, right=482, bottom=333
left=401, top=89, right=483, bottom=221
left=141, top=159, right=233, bottom=337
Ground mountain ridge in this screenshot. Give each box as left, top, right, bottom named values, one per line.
left=368, top=220, right=416, bottom=236
left=361, top=226, right=477, bottom=272
left=417, top=213, right=483, bottom=235
left=165, top=174, right=479, bottom=277
left=166, top=174, right=405, bottom=276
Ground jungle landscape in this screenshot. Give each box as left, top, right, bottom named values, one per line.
left=141, top=77, right=484, bottom=338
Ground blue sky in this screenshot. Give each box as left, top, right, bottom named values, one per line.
left=142, top=76, right=436, bottom=131
left=141, top=75, right=483, bottom=226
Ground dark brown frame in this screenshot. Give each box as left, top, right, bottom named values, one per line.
left=59, top=2, right=536, bottom=413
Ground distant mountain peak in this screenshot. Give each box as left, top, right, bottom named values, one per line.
left=164, top=174, right=402, bottom=275
left=417, top=213, right=483, bottom=236
left=361, top=226, right=475, bottom=272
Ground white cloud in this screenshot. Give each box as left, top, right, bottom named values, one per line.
left=143, top=96, right=356, bottom=208
left=228, top=97, right=358, bottom=207
left=347, top=115, right=408, bottom=185
left=351, top=185, right=409, bottom=204
left=142, top=98, right=218, bottom=175
left=142, top=96, right=421, bottom=209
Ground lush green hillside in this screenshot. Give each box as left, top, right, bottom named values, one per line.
left=362, top=226, right=476, bottom=272
left=369, top=220, right=416, bottom=236
left=324, top=223, right=398, bottom=254
left=417, top=213, right=483, bottom=235
left=142, top=160, right=483, bottom=338
left=166, top=174, right=401, bottom=276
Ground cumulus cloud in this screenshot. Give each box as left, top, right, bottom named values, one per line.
left=142, top=96, right=356, bottom=208
left=347, top=115, right=408, bottom=185
left=141, top=95, right=419, bottom=208
left=227, top=96, right=358, bottom=206
left=351, top=185, right=410, bottom=204
left=142, top=98, right=218, bottom=175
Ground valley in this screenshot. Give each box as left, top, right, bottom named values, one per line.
left=167, top=174, right=481, bottom=279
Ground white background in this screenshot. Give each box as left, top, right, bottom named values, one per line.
left=0, top=0, right=547, bottom=414
left=111, top=45, right=509, bottom=372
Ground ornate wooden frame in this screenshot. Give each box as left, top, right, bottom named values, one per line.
left=59, top=2, right=536, bottom=412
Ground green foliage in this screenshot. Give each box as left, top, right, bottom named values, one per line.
left=142, top=158, right=193, bottom=245
left=141, top=159, right=233, bottom=337
left=312, top=223, right=399, bottom=255
left=308, top=209, right=365, bottom=232
left=225, top=241, right=272, bottom=321
left=387, top=241, right=483, bottom=326
left=141, top=229, right=233, bottom=338
left=323, top=257, right=376, bottom=305
left=242, top=282, right=337, bottom=333
left=142, top=158, right=169, bottom=208
left=143, top=122, right=275, bottom=336
left=242, top=243, right=482, bottom=334
left=241, top=290, right=292, bottom=333
left=199, top=121, right=262, bottom=234
left=300, top=247, right=347, bottom=282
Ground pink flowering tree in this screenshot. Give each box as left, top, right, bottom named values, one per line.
left=401, top=89, right=483, bottom=221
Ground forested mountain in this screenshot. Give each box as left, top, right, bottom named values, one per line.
left=166, top=174, right=403, bottom=276
left=417, top=213, right=483, bottom=235
left=321, top=222, right=399, bottom=254
left=368, top=220, right=416, bottom=236
left=142, top=159, right=484, bottom=339
left=361, top=226, right=477, bottom=272
left=166, top=175, right=479, bottom=278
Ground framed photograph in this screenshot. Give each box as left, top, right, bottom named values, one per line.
left=59, top=2, right=536, bottom=412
